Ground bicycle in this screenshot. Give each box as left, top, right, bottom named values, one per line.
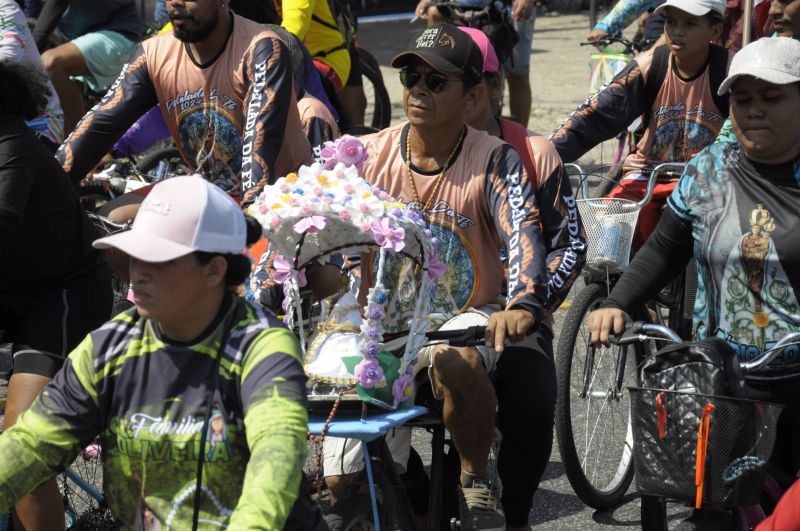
left=0, top=400, right=114, bottom=530
left=580, top=33, right=652, bottom=173
left=554, top=162, right=691, bottom=510
left=615, top=322, right=800, bottom=530
left=306, top=325, right=501, bottom=531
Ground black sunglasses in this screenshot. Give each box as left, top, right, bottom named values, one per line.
left=399, top=68, right=462, bottom=93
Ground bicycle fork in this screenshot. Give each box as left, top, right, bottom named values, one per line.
left=580, top=343, right=629, bottom=401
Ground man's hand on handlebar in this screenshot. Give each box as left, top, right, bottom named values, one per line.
left=588, top=307, right=631, bottom=347
left=485, top=308, right=536, bottom=353
left=586, top=28, right=609, bottom=42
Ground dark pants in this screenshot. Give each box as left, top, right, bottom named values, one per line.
left=494, top=330, right=557, bottom=527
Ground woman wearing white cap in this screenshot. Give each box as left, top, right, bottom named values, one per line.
left=588, top=36, right=800, bottom=524
left=0, top=176, right=326, bottom=530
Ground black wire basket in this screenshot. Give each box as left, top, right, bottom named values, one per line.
left=629, top=387, right=783, bottom=507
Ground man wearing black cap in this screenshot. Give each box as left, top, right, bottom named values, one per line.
left=323, top=23, right=556, bottom=530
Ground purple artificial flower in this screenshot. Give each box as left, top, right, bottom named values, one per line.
left=272, top=255, right=307, bottom=287
left=367, top=326, right=379, bottom=340
left=366, top=342, right=379, bottom=356
left=369, top=306, right=384, bottom=320
left=392, top=374, right=414, bottom=403
left=370, top=218, right=406, bottom=252
left=428, top=253, right=446, bottom=281
left=293, top=215, right=327, bottom=234
left=355, top=358, right=384, bottom=388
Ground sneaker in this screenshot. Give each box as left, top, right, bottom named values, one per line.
left=457, top=476, right=505, bottom=531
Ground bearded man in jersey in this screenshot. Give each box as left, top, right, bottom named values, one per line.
left=56, top=0, right=311, bottom=205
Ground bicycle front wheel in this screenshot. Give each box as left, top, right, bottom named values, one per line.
left=554, top=281, right=642, bottom=509
left=358, top=49, right=391, bottom=130
left=61, top=442, right=116, bottom=530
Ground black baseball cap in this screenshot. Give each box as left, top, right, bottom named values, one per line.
left=391, top=23, right=483, bottom=83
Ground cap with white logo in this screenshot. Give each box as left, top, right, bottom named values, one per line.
left=718, top=37, right=800, bottom=95
left=391, top=23, right=483, bottom=83
left=93, top=176, right=246, bottom=262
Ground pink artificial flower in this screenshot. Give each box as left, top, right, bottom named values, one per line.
left=428, top=253, right=446, bottom=280
left=370, top=218, right=406, bottom=252
left=335, top=137, right=369, bottom=167
left=355, top=358, right=384, bottom=388
left=293, top=215, right=327, bottom=234
left=272, top=255, right=307, bottom=287
left=82, top=443, right=101, bottom=459
left=320, top=137, right=369, bottom=170
left=392, top=374, right=414, bottom=403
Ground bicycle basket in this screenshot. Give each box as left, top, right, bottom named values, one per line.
left=630, top=387, right=783, bottom=507
left=577, top=197, right=639, bottom=274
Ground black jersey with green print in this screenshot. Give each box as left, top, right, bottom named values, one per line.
left=0, top=293, right=324, bottom=529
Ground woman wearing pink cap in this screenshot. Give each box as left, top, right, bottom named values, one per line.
left=0, top=176, right=326, bottom=530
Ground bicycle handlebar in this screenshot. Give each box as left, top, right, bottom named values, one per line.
left=612, top=321, right=800, bottom=374
left=425, top=325, right=486, bottom=347
left=580, top=33, right=654, bottom=54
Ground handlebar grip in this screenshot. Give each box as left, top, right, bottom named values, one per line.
left=425, top=325, right=487, bottom=347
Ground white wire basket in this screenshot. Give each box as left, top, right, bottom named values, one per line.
left=577, top=197, right=641, bottom=274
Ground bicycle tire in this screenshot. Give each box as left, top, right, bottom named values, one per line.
left=358, top=49, right=391, bottom=130
left=135, top=145, right=189, bottom=179
left=324, top=458, right=399, bottom=530
left=554, top=281, right=643, bottom=509
left=325, top=493, right=375, bottom=531
left=60, top=443, right=117, bottom=530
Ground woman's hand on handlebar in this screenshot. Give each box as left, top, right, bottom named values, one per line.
left=588, top=307, right=631, bottom=347
left=485, top=308, right=536, bottom=353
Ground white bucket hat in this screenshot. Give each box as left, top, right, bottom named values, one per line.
left=93, top=176, right=246, bottom=262
left=718, top=37, right=800, bottom=95
left=654, top=0, right=725, bottom=17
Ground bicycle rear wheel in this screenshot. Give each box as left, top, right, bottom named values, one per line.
left=61, top=442, right=116, bottom=530
left=555, top=281, right=643, bottom=509
left=358, top=49, right=391, bottom=130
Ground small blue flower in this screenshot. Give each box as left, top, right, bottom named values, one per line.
left=293, top=188, right=304, bottom=195
left=376, top=292, right=388, bottom=304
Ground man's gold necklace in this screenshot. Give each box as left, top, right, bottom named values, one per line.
left=405, top=125, right=466, bottom=220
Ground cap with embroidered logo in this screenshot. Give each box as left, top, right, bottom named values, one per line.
left=391, top=23, right=483, bottom=83
left=93, top=175, right=246, bottom=262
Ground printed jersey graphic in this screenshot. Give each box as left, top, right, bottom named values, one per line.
left=647, top=104, right=723, bottom=163
left=667, top=143, right=800, bottom=377
left=718, top=205, right=800, bottom=356
left=381, top=209, right=478, bottom=332
left=177, top=104, right=242, bottom=192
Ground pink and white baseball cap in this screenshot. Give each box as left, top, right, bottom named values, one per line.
left=458, top=27, right=499, bottom=74
left=93, top=176, right=246, bottom=262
